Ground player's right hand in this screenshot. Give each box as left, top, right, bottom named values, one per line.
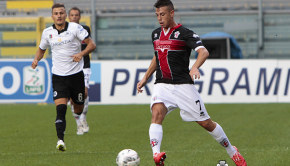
left=137, top=81, right=145, bottom=93
left=31, top=59, right=38, bottom=69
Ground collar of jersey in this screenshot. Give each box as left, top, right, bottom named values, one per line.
left=162, top=23, right=182, bottom=35
left=53, top=22, right=69, bottom=35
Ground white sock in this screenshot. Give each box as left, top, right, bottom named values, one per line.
left=149, top=123, right=163, bottom=155
left=208, top=123, right=236, bottom=157
left=80, top=97, right=89, bottom=121
left=71, top=104, right=81, bottom=126
left=73, top=113, right=82, bottom=126
left=70, top=102, right=74, bottom=113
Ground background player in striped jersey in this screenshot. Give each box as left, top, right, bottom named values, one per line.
left=137, top=0, right=247, bottom=165
left=68, top=7, right=92, bottom=136
left=31, top=3, right=96, bottom=151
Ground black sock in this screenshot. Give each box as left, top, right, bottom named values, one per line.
left=55, top=104, right=67, bottom=141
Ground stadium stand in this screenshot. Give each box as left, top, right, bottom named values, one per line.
left=1, top=0, right=289, bottom=16
left=0, top=0, right=290, bottom=59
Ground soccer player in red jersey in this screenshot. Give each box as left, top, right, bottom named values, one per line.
left=137, top=0, right=247, bottom=165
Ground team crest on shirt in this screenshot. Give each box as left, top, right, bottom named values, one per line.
left=58, top=38, right=62, bottom=42
left=53, top=91, right=57, bottom=97
left=49, top=34, right=53, bottom=38
left=174, top=31, right=180, bottom=38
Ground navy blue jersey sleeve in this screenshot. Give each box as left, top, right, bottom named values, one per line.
left=183, top=29, right=203, bottom=50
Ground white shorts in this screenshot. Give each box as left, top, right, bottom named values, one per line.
left=150, top=83, right=210, bottom=122
left=83, top=68, right=91, bottom=88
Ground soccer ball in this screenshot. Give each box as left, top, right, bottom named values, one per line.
left=116, top=149, right=140, bottom=166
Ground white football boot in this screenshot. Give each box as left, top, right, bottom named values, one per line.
left=56, top=140, right=66, bottom=151
left=77, top=125, right=84, bottom=135
left=81, top=119, right=89, bottom=133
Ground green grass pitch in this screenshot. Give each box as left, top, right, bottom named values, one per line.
left=0, top=103, right=289, bottom=166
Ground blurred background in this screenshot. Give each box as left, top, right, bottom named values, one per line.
left=0, top=0, right=290, bottom=60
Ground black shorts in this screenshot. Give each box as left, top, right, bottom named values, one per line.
left=52, top=71, right=85, bottom=105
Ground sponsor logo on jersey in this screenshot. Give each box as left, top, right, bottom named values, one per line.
left=154, top=33, right=158, bottom=38
left=155, top=40, right=172, bottom=52
left=156, top=45, right=170, bottom=52
left=51, top=39, right=72, bottom=48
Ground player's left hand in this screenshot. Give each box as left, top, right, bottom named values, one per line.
left=190, top=67, right=200, bottom=80
left=72, top=53, right=82, bottom=62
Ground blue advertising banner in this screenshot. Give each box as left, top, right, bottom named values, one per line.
left=88, top=62, right=101, bottom=102
left=0, top=59, right=52, bottom=103
left=1, top=59, right=289, bottom=104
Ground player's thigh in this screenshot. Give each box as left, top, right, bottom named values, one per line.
left=69, top=71, right=85, bottom=105
left=176, top=84, right=210, bottom=121
left=52, top=74, right=70, bottom=100
left=150, top=83, right=178, bottom=115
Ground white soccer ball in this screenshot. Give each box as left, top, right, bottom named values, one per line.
left=116, top=149, right=140, bottom=166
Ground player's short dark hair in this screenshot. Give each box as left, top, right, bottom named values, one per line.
left=154, top=0, right=174, bottom=11
left=52, top=3, right=65, bottom=10
left=69, top=7, right=81, bottom=16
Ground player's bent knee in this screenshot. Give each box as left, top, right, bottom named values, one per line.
left=151, top=110, right=166, bottom=124
left=73, top=104, right=84, bottom=115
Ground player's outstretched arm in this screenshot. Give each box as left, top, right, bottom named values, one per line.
left=190, top=47, right=209, bottom=80
left=31, top=48, right=46, bottom=69
left=72, top=37, right=96, bottom=62
left=137, top=56, right=157, bottom=93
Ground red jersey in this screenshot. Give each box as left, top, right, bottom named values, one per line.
left=152, top=24, right=204, bottom=84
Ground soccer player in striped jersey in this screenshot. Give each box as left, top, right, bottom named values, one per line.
left=137, top=0, right=247, bottom=165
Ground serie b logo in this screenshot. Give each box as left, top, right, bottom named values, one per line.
left=23, top=66, right=45, bottom=95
